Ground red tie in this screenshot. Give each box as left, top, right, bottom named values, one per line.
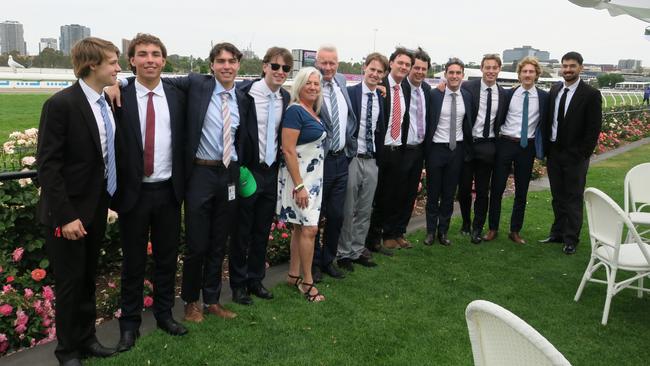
left=390, top=85, right=401, bottom=140
left=144, top=91, right=155, bottom=177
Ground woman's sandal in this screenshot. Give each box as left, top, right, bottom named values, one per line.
left=287, top=274, right=302, bottom=290
left=300, top=282, right=325, bottom=302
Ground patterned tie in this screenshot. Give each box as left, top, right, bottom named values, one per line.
left=390, top=85, right=401, bottom=140
left=96, top=97, right=117, bottom=196
left=449, top=92, right=457, bottom=151
left=144, top=92, right=155, bottom=177
left=483, top=87, right=492, bottom=138
left=328, top=82, right=341, bottom=151
left=416, top=88, right=424, bottom=140
left=221, top=92, right=232, bottom=168
left=264, top=93, right=277, bottom=166
left=366, top=92, right=374, bottom=155
left=521, top=91, right=529, bottom=148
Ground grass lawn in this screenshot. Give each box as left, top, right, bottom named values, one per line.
left=601, top=93, right=644, bottom=108
left=89, top=144, right=650, bottom=365
left=0, top=94, right=49, bottom=141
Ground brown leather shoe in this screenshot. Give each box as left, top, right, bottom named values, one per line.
left=397, top=237, right=413, bottom=249
left=508, top=232, right=526, bottom=244
left=483, top=230, right=498, bottom=241
left=206, top=303, right=237, bottom=319
left=383, top=238, right=399, bottom=249
left=184, top=301, right=204, bottom=323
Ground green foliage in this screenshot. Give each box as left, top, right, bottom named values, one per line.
left=597, top=73, right=625, bottom=88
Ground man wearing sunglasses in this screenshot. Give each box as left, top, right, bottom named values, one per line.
left=229, top=47, right=292, bottom=305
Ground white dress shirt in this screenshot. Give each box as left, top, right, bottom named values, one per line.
left=79, top=78, right=115, bottom=176
left=500, top=86, right=540, bottom=139
left=249, top=79, right=283, bottom=162
left=472, top=79, right=498, bottom=138
left=135, top=80, right=172, bottom=182
left=406, top=78, right=426, bottom=145
left=384, top=74, right=407, bottom=146
left=357, top=82, right=380, bottom=154
left=323, top=78, right=348, bottom=152
left=551, top=79, right=580, bottom=141
left=433, top=88, right=465, bottom=143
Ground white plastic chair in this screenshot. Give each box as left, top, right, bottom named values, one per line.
left=465, top=300, right=571, bottom=366
left=574, top=187, right=650, bottom=325
left=624, top=163, right=650, bottom=241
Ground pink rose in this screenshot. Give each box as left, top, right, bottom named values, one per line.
left=6, top=276, right=14, bottom=284
left=2, top=284, right=13, bottom=293
left=143, top=296, right=154, bottom=308
left=143, top=279, right=153, bottom=290
left=0, top=304, right=13, bottom=316
left=281, top=232, right=289, bottom=239
left=268, top=235, right=274, bottom=241
left=0, top=340, right=7, bottom=353
left=277, top=221, right=286, bottom=230
left=42, top=286, right=55, bottom=301
left=24, top=288, right=34, bottom=299
left=270, top=222, right=276, bottom=231
left=113, top=309, right=122, bottom=319
left=107, top=281, right=116, bottom=289
left=31, top=268, right=47, bottom=282
left=12, top=247, right=24, bottom=262
left=147, top=242, right=153, bottom=256
left=15, top=310, right=28, bottom=326
left=42, top=317, right=52, bottom=327
left=15, top=324, right=27, bottom=334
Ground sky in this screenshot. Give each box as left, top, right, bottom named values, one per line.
left=3, top=0, right=650, bottom=66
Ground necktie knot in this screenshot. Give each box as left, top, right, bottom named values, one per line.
left=524, top=90, right=529, bottom=96
left=393, top=85, right=400, bottom=92
left=564, top=88, right=569, bottom=93
left=148, top=91, right=154, bottom=97
left=221, top=91, right=230, bottom=102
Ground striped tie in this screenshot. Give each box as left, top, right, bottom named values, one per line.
left=328, top=82, right=341, bottom=151
left=221, top=92, right=232, bottom=168
left=96, top=97, right=117, bottom=196
left=390, top=85, right=401, bottom=140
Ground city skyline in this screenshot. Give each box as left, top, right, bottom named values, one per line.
left=2, top=0, right=649, bottom=66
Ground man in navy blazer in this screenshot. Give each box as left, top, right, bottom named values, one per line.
left=424, top=58, right=473, bottom=246
left=485, top=56, right=549, bottom=245
left=312, top=45, right=358, bottom=281
left=229, top=47, right=292, bottom=305
left=337, top=52, right=388, bottom=271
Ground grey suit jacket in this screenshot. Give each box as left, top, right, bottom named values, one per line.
left=319, top=72, right=358, bottom=157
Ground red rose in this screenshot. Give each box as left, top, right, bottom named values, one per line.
left=31, top=268, right=47, bottom=282
left=6, top=276, right=14, bottom=283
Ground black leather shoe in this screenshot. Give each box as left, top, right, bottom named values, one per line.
left=563, top=243, right=577, bottom=255
left=539, top=236, right=563, bottom=244
left=157, top=318, right=188, bottom=336
left=424, top=232, right=435, bottom=246
left=438, top=233, right=452, bottom=246
left=337, top=258, right=354, bottom=272
left=116, top=329, right=140, bottom=352
left=232, top=287, right=253, bottom=305
left=248, top=282, right=273, bottom=299
left=460, top=223, right=471, bottom=236
left=322, top=263, right=345, bottom=279
left=312, top=265, right=323, bottom=283
left=61, top=358, right=83, bottom=366
left=352, top=256, right=377, bottom=267
left=470, top=230, right=483, bottom=244
left=369, top=244, right=394, bottom=256
left=81, top=341, right=116, bottom=358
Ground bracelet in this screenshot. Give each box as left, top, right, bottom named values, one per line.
left=293, top=183, right=305, bottom=193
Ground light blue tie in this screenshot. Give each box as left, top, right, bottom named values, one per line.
left=97, top=97, right=117, bottom=196
left=328, top=82, right=341, bottom=152
left=265, top=93, right=277, bottom=165
left=521, top=91, right=529, bottom=148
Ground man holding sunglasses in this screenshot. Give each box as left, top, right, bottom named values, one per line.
left=229, top=47, right=292, bottom=304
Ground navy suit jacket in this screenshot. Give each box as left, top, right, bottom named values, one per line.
left=347, top=82, right=385, bottom=164
left=503, top=85, right=549, bottom=159
left=113, top=81, right=186, bottom=213
left=461, top=78, right=508, bottom=136
left=425, top=88, right=474, bottom=160
left=319, top=72, right=358, bottom=157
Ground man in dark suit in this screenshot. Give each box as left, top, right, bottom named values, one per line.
left=424, top=58, right=473, bottom=246
left=485, top=56, right=549, bottom=245
left=455, top=54, right=508, bottom=245
left=541, top=51, right=602, bottom=255
left=112, top=34, right=188, bottom=353
left=366, top=47, right=414, bottom=252
left=337, top=52, right=388, bottom=271
left=229, top=47, right=292, bottom=305
left=37, top=37, right=120, bottom=366
left=312, top=45, right=358, bottom=281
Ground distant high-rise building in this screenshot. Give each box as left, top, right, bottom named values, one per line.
left=617, top=59, right=642, bottom=71
left=60, top=24, right=91, bottom=55
left=122, top=38, right=131, bottom=56
left=502, top=45, right=550, bottom=63
left=39, top=37, right=58, bottom=53
left=0, top=20, right=27, bottom=55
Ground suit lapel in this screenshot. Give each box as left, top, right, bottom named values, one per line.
left=163, top=83, right=178, bottom=154
left=125, top=84, right=144, bottom=153
left=73, top=82, right=103, bottom=157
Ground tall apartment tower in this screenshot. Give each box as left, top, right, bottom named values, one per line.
left=60, top=24, right=91, bottom=55
left=0, top=20, right=27, bottom=55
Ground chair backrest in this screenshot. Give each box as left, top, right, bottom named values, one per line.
left=584, top=187, right=650, bottom=265
left=465, top=300, right=571, bottom=366
left=624, top=162, right=650, bottom=214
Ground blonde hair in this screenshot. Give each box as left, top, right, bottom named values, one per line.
left=517, top=56, right=542, bottom=81
left=290, top=67, right=323, bottom=114
left=71, top=37, right=119, bottom=78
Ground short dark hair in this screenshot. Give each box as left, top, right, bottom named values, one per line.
left=413, top=47, right=431, bottom=70
left=445, top=57, right=465, bottom=72
left=127, top=33, right=167, bottom=73
left=389, top=47, right=414, bottom=66
left=261, top=46, right=293, bottom=77
left=481, top=54, right=502, bottom=68
left=209, top=42, right=243, bottom=64
left=364, top=52, right=389, bottom=72
left=561, top=51, right=584, bottom=65
left=71, top=37, right=119, bottom=78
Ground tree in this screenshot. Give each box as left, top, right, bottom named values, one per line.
left=597, top=73, right=624, bottom=88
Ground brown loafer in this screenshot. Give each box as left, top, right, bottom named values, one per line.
left=184, top=301, right=204, bottom=323
left=206, top=303, right=237, bottom=319
left=508, top=232, right=526, bottom=244
left=483, top=230, right=498, bottom=241
left=397, top=237, right=413, bottom=249
left=383, top=238, right=399, bottom=249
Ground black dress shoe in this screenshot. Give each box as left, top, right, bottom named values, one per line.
left=157, top=318, right=188, bottom=336
left=424, top=232, right=435, bottom=246
left=81, top=341, right=116, bottom=358
left=563, top=243, right=577, bottom=255
left=248, top=282, right=274, bottom=299
left=470, top=230, right=483, bottom=244
left=232, top=287, right=253, bottom=305
left=312, top=265, right=323, bottom=283
left=539, top=236, right=563, bottom=244
left=61, top=358, right=83, bottom=366
left=352, top=256, right=377, bottom=267
left=116, top=329, right=140, bottom=352
left=322, top=263, right=345, bottom=279
left=369, top=244, right=394, bottom=256
left=438, top=233, right=452, bottom=246
left=337, top=258, right=354, bottom=272
left=460, top=223, right=471, bottom=236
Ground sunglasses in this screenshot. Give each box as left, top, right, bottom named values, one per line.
left=269, top=63, right=291, bottom=73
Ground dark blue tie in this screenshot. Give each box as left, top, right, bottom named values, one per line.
left=520, top=91, right=529, bottom=148
left=366, top=92, right=374, bottom=155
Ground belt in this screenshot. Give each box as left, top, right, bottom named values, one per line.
left=328, top=149, right=345, bottom=157
left=404, top=144, right=423, bottom=150
left=356, top=153, right=375, bottom=159
left=433, top=141, right=463, bottom=148
left=194, top=158, right=224, bottom=167
left=500, top=135, right=534, bottom=143
left=142, top=179, right=172, bottom=190
left=383, top=145, right=401, bottom=152
left=473, top=137, right=495, bottom=143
